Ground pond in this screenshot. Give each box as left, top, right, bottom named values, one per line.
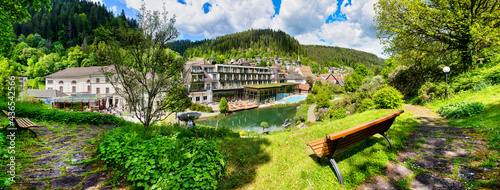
left=197, top=105, right=298, bottom=132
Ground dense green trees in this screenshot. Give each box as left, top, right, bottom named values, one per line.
left=219, top=97, right=229, bottom=114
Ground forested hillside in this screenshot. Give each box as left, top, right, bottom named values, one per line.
left=12, top=0, right=137, bottom=48
left=171, top=29, right=384, bottom=73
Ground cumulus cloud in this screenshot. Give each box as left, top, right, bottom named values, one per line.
left=118, top=0, right=385, bottom=57
left=111, top=6, right=118, bottom=13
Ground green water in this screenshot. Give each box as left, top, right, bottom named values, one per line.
left=197, top=105, right=298, bottom=132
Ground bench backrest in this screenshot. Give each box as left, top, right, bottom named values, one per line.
left=308, top=110, right=404, bottom=158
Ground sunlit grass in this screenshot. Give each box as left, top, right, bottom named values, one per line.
left=217, top=109, right=419, bottom=189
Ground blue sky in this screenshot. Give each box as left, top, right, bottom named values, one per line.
left=89, top=0, right=384, bottom=58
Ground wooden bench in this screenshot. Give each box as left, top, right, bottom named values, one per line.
left=306, top=110, right=404, bottom=185
left=2, top=110, right=39, bottom=138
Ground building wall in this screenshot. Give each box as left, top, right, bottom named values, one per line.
left=45, top=75, right=117, bottom=95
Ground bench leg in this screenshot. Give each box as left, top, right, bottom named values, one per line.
left=329, top=158, right=344, bottom=185
left=27, top=129, right=37, bottom=138
left=379, top=132, right=393, bottom=149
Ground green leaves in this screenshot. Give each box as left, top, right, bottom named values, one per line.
left=99, top=129, right=225, bottom=189
left=437, top=101, right=485, bottom=118
left=373, top=86, right=404, bottom=109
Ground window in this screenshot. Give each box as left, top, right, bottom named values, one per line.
left=203, top=96, right=207, bottom=101
left=196, top=97, right=200, bottom=102
left=96, top=88, right=100, bottom=94
left=88, top=86, right=91, bottom=92
left=59, top=86, right=63, bottom=92
left=48, top=87, right=53, bottom=90
left=106, top=87, right=110, bottom=94
left=59, top=81, right=64, bottom=84
left=87, top=80, right=90, bottom=83
left=47, top=80, right=53, bottom=84
left=96, top=78, right=100, bottom=83
left=71, top=80, right=77, bottom=84
left=72, top=86, right=76, bottom=93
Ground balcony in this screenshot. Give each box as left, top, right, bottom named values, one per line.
left=189, top=87, right=207, bottom=92
left=191, top=78, right=205, bottom=83
left=191, top=70, right=204, bottom=74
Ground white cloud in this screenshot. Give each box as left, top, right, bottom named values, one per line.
left=85, top=0, right=103, bottom=5
left=119, top=0, right=385, bottom=58
left=111, top=6, right=118, bottom=13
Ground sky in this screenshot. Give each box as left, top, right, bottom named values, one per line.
left=88, top=0, right=386, bottom=58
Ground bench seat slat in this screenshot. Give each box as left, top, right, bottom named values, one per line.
left=326, top=111, right=403, bottom=141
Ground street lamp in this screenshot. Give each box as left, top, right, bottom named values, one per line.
left=443, top=66, right=450, bottom=98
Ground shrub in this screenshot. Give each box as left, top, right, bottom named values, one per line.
left=293, top=115, right=300, bottom=124
left=486, top=66, right=500, bottom=84
left=316, top=91, right=330, bottom=108
left=189, top=103, right=213, bottom=113
left=0, top=101, right=130, bottom=126
left=260, top=121, right=269, bottom=133
left=437, top=101, right=485, bottom=118
left=373, top=86, right=404, bottom=109
left=219, top=97, right=229, bottom=114
left=418, top=82, right=448, bottom=103
left=305, top=94, right=315, bottom=103
left=356, top=98, right=375, bottom=113
left=299, top=114, right=305, bottom=122
left=100, top=130, right=225, bottom=189
left=327, top=107, right=347, bottom=120
left=315, top=107, right=329, bottom=121
left=451, top=69, right=484, bottom=92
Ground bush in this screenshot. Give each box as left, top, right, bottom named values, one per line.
left=100, top=130, right=225, bottom=189
left=437, top=101, right=485, bottom=118
left=486, top=66, right=500, bottom=84
left=315, top=107, right=329, bottom=121
left=451, top=69, right=484, bottom=92
left=189, top=103, right=213, bottom=113
left=0, top=101, right=130, bottom=126
left=293, top=115, right=300, bottom=124
left=373, top=86, right=404, bottom=109
left=219, top=97, right=229, bottom=114
left=316, top=91, right=330, bottom=108
left=327, top=107, right=347, bottom=120
left=305, top=94, right=315, bottom=103
left=356, top=98, right=375, bottom=113
left=0, top=133, right=13, bottom=188
left=418, top=82, right=448, bottom=103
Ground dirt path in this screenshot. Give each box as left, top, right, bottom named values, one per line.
left=11, top=123, right=114, bottom=189
left=307, top=104, right=317, bottom=122
left=357, top=104, right=496, bottom=190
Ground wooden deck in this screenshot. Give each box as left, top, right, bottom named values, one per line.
left=228, top=101, right=259, bottom=112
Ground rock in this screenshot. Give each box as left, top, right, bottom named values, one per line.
left=50, top=176, right=84, bottom=189
left=357, top=175, right=399, bottom=190
left=66, top=163, right=92, bottom=176
left=420, top=148, right=468, bottom=158
left=423, top=137, right=447, bottom=149
left=397, top=150, right=421, bottom=163
left=26, top=181, right=47, bottom=189
left=384, top=162, right=412, bottom=182
left=20, top=169, right=61, bottom=180
left=414, top=155, right=454, bottom=174
left=71, top=152, right=92, bottom=164
left=54, top=136, right=73, bottom=144
left=33, top=155, right=65, bottom=165
left=83, top=172, right=106, bottom=190
left=458, top=165, right=477, bottom=182
left=410, top=172, right=464, bottom=190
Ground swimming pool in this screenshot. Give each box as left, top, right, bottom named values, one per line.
left=280, top=95, right=307, bottom=103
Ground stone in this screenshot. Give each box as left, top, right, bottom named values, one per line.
left=53, top=143, right=72, bottom=150
left=54, top=136, right=73, bottom=144
left=71, top=152, right=92, bottom=164
left=458, top=165, right=477, bottom=182
left=384, top=162, right=413, bottom=182
left=410, top=172, right=464, bottom=190
left=50, top=176, right=84, bottom=189
left=20, top=169, right=61, bottom=180
left=415, top=126, right=463, bottom=133
left=66, top=163, right=92, bottom=176
left=423, top=137, right=447, bottom=149
left=420, top=148, right=468, bottom=158
left=32, top=150, right=54, bottom=156
left=26, top=181, right=47, bottom=189
left=50, top=160, right=69, bottom=168
left=33, top=155, right=65, bottom=165
left=397, top=150, right=421, bottom=163
left=414, top=155, right=454, bottom=174
left=83, top=172, right=106, bottom=190
left=357, top=175, right=399, bottom=190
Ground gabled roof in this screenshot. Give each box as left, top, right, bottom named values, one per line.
left=21, top=89, right=68, bottom=98
left=298, top=66, right=313, bottom=79
left=45, top=66, right=114, bottom=78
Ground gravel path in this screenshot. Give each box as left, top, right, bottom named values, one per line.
left=307, top=104, right=317, bottom=122
left=357, top=104, right=495, bottom=190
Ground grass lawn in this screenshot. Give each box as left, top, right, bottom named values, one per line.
left=216, top=108, right=419, bottom=189
left=425, top=84, right=500, bottom=149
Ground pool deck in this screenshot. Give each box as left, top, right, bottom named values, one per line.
left=228, top=101, right=259, bottom=112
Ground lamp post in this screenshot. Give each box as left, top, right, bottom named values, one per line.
left=443, top=66, right=450, bottom=98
